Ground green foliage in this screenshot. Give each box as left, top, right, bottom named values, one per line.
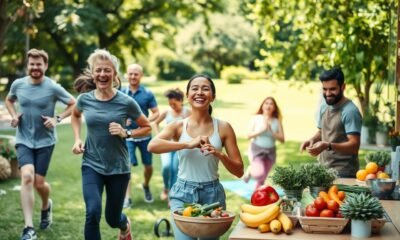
left=271, top=165, right=308, bottom=190
left=365, top=151, right=391, bottom=167
left=221, top=66, right=249, bottom=84
left=340, top=193, right=384, bottom=221
left=0, top=141, right=16, bottom=161
left=148, top=48, right=195, bottom=80
left=1, top=0, right=225, bottom=83
left=176, top=13, right=258, bottom=76
left=247, top=71, right=268, bottom=80
left=161, top=60, right=196, bottom=81
left=302, top=163, right=337, bottom=187
left=250, top=0, right=392, bottom=115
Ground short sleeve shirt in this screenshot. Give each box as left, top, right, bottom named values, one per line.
left=76, top=91, right=142, bottom=175
left=121, top=85, right=157, bottom=139
left=317, top=99, right=362, bottom=177
left=7, top=76, right=73, bottom=148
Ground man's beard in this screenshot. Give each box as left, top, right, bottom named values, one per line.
left=29, top=69, right=44, bottom=80
left=324, top=90, right=343, bottom=105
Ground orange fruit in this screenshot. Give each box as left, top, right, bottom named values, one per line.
left=365, top=162, right=378, bottom=174
left=356, top=169, right=368, bottom=181
left=337, top=191, right=346, bottom=201
left=377, top=172, right=390, bottom=179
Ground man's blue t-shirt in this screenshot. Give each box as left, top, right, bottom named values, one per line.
left=7, top=76, right=73, bottom=148
left=76, top=90, right=142, bottom=175
left=121, top=85, right=157, bottom=138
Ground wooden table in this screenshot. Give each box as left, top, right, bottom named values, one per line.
left=229, top=179, right=400, bottom=240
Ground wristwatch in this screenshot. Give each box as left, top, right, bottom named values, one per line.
left=125, top=129, right=132, bottom=138
left=327, top=142, right=332, bottom=151
left=56, top=115, right=62, bottom=123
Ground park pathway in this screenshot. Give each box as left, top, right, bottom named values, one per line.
left=0, top=101, right=12, bottom=130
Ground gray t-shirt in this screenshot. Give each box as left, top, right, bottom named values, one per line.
left=76, top=91, right=142, bottom=175
left=8, top=76, right=73, bottom=148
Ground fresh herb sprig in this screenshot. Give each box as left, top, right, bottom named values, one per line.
left=271, top=165, right=307, bottom=190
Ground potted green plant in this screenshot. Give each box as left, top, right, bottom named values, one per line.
left=362, top=110, right=379, bottom=145
left=302, top=163, right=337, bottom=197
left=375, top=122, right=389, bottom=146
left=340, top=193, right=384, bottom=238
left=271, top=165, right=307, bottom=200
left=365, top=151, right=390, bottom=172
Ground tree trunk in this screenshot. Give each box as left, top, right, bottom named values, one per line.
left=0, top=0, right=11, bottom=57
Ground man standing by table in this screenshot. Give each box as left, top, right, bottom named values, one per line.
left=122, top=64, right=159, bottom=207
left=300, top=67, right=362, bottom=178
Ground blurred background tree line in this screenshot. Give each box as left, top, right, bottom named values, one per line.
left=0, top=0, right=396, bottom=118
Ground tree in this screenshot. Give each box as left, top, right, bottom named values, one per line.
left=0, top=0, right=44, bottom=90
left=249, top=0, right=391, bottom=115
left=176, top=13, right=259, bottom=76
left=1, top=0, right=224, bottom=87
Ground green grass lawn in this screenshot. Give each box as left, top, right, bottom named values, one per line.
left=0, top=79, right=372, bottom=239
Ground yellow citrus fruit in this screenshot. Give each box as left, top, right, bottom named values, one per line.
left=365, top=162, right=378, bottom=174
left=182, top=206, right=193, bottom=217
left=356, top=169, right=368, bottom=181
left=377, top=172, right=390, bottom=179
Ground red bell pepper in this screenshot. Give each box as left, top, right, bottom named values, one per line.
left=250, top=185, right=280, bottom=206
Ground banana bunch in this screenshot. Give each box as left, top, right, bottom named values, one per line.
left=239, top=200, right=293, bottom=234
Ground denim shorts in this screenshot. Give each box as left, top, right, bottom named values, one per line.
left=15, top=144, right=55, bottom=176
left=126, top=138, right=152, bottom=166
left=169, top=178, right=226, bottom=211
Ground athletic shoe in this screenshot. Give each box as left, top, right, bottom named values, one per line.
left=20, top=226, right=37, bottom=240
left=123, top=198, right=132, bottom=209
left=118, top=217, right=132, bottom=240
left=40, top=198, right=53, bottom=230
left=142, top=184, right=154, bottom=203
left=160, top=189, right=168, bottom=201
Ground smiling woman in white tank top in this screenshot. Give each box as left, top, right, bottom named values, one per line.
left=148, top=74, right=244, bottom=240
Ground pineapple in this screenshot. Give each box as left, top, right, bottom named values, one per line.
left=340, top=193, right=384, bottom=221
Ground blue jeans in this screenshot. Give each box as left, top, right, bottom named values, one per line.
left=169, top=178, right=226, bottom=240
left=81, top=166, right=130, bottom=240
left=126, top=138, right=152, bottom=166
left=161, top=151, right=179, bottom=190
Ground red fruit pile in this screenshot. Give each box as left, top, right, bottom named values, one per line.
left=305, top=197, right=343, bottom=218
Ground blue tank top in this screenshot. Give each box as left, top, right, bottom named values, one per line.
left=177, top=118, right=222, bottom=182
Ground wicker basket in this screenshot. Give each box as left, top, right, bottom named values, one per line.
left=297, top=208, right=349, bottom=234
left=288, top=214, right=299, bottom=227
left=371, top=218, right=387, bottom=233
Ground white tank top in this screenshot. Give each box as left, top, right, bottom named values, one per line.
left=177, top=118, right=223, bottom=182
left=165, top=107, right=189, bottom=124
left=252, top=116, right=279, bottom=148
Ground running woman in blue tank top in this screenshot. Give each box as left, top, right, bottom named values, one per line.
left=153, top=88, right=191, bottom=203
left=148, top=74, right=244, bottom=240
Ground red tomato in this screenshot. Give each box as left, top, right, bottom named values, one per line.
left=320, top=209, right=335, bottom=218
left=313, top=197, right=327, bottom=211
left=336, top=211, right=344, bottom=218
left=327, top=199, right=339, bottom=212
left=305, top=204, right=320, bottom=217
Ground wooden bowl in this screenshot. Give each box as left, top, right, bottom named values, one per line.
left=172, top=210, right=236, bottom=238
